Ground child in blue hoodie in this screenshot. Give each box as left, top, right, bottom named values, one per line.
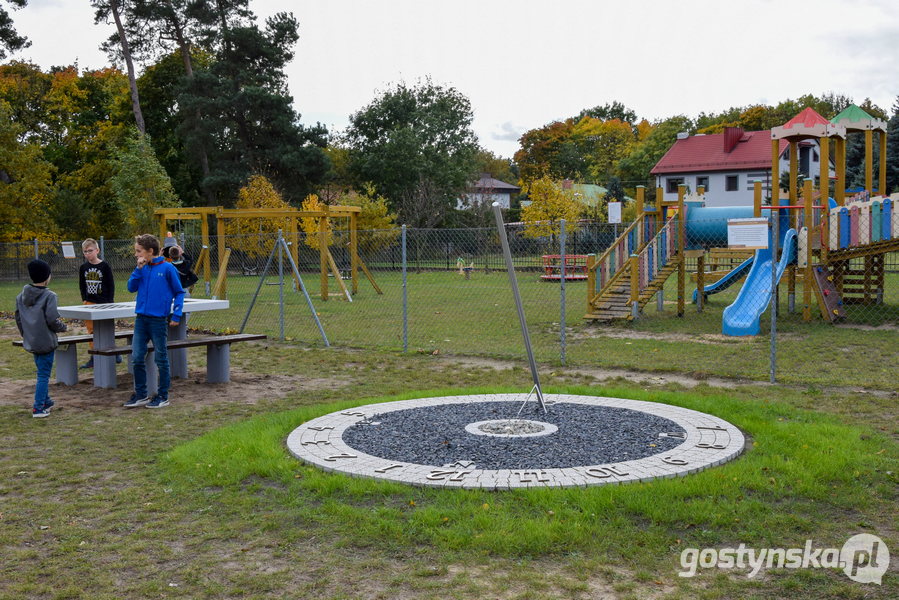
left=124, top=234, right=185, bottom=409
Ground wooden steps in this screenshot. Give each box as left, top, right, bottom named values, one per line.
left=585, top=259, right=682, bottom=321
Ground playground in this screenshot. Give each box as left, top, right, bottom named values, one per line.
left=1, top=106, right=897, bottom=599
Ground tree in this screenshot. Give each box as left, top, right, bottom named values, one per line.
left=514, top=120, right=574, bottom=182
left=617, top=116, right=694, bottom=187
left=0, top=0, right=28, bottom=59
left=338, top=183, right=400, bottom=253
left=520, top=176, right=581, bottom=240
left=92, top=0, right=146, bottom=134
left=345, top=79, right=480, bottom=228
left=179, top=9, right=329, bottom=204
left=300, top=193, right=332, bottom=251
left=228, top=174, right=292, bottom=259
left=473, top=149, right=517, bottom=184
left=886, top=97, right=899, bottom=194
left=0, top=102, right=57, bottom=242
left=577, top=101, right=638, bottom=125
left=109, top=129, right=180, bottom=236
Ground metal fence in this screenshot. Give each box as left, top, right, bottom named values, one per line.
left=3, top=218, right=897, bottom=382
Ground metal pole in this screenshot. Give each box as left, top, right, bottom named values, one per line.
left=278, top=230, right=285, bottom=341
left=99, top=236, right=105, bottom=261
left=492, top=202, right=546, bottom=413
left=559, top=219, right=567, bottom=365
left=241, top=234, right=280, bottom=333
left=770, top=210, right=779, bottom=383
left=279, top=235, right=330, bottom=347
left=402, top=225, right=408, bottom=353
left=33, top=238, right=38, bottom=259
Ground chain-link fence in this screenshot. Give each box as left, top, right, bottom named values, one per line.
left=2, top=215, right=897, bottom=383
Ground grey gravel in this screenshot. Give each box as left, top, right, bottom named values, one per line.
left=342, top=402, right=686, bottom=469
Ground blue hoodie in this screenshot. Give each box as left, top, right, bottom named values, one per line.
left=127, top=256, right=185, bottom=322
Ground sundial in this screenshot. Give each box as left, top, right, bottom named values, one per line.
left=287, top=205, right=744, bottom=489
left=286, top=393, right=744, bottom=489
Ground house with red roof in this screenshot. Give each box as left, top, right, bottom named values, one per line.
left=651, top=126, right=832, bottom=207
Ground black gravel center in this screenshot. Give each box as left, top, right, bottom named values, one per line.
left=342, top=401, right=686, bottom=469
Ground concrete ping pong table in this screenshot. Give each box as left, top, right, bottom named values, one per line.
left=57, top=298, right=229, bottom=390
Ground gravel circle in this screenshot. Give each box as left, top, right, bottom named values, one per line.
left=342, top=401, right=686, bottom=469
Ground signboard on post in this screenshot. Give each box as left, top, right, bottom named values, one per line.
left=61, top=242, right=76, bottom=259
left=727, top=218, right=768, bottom=249
left=608, top=202, right=622, bottom=224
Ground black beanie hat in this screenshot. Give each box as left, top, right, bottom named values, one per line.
left=27, top=259, right=51, bottom=284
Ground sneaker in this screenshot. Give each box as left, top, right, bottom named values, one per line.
left=80, top=358, right=94, bottom=369
left=146, top=396, right=169, bottom=409
left=115, top=355, right=123, bottom=364
left=43, top=399, right=55, bottom=412
left=32, top=408, right=50, bottom=418
left=123, top=394, right=150, bottom=408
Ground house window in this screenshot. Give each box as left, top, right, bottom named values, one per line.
left=813, top=151, right=819, bottom=162
left=696, top=176, right=709, bottom=192
left=726, top=175, right=739, bottom=192
left=666, top=177, right=684, bottom=193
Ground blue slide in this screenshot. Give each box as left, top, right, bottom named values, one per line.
left=692, top=255, right=754, bottom=304
left=722, top=229, right=798, bottom=336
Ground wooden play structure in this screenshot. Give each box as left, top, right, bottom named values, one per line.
left=584, top=105, right=898, bottom=331
left=154, top=205, right=382, bottom=301
left=540, top=254, right=588, bottom=281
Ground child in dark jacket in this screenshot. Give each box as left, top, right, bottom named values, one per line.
left=15, top=260, right=67, bottom=418
left=123, top=234, right=185, bottom=409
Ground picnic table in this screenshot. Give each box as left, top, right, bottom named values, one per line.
left=56, top=299, right=229, bottom=389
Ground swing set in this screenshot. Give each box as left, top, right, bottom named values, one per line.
left=154, top=205, right=383, bottom=300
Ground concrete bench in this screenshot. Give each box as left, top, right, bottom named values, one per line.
left=13, top=331, right=134, bottom=386
left=89, top=333, right=267, bottom=394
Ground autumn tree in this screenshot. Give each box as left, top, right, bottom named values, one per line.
left=0, top=102, right=56, bottom=242
left=300, top=193, right=332, bottom=251
left=520, top=176, right=581, bottom=240
left=345, top=79, right=480, bottom=227
left=229, top=174, right=292, bottom=259
left=0, top=0, right=28, bottom=59
left=617, top=116, right=694, bottom=189
left=337, top=183, right=399, bottom=253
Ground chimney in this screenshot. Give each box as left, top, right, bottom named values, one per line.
left=723, top=127, right=744, bottom=153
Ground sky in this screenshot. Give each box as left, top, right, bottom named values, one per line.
left=8, top=0, right=899, bottom=158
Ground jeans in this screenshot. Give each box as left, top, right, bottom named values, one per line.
left=33, top=351, right=54, bottom=410
left=132, top=315, right=170, bottom=400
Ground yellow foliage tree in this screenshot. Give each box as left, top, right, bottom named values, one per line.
left=300, top=194, right=333, bottom=250
left=520, top=176, right=582, bottom=239
left=336, top=183, right=400, bottom=252
left=229, top=175, right=292, bottom=259
left=0, top=103, right=57, bottom=242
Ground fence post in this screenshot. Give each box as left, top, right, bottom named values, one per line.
left=559, top=219, right=566, bottom=365
left=33, top=238, right=38, bottom=259
left=586, top=254, right=596, bottom=315
left=278, top=230, right=285, bottom=341
left=402, top=225, right=408, bottom=353
left=770, top=211, right=779, bottom=383
left=99, top=236, right=105, bottom=261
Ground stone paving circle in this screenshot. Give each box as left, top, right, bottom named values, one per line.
left=286, top=393, right=745, bottom=490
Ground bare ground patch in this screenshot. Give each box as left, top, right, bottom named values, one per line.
left=0, top=370, right=345, bottom=410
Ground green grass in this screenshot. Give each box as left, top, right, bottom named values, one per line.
left=4, top=267, right=897, bottom=390
left=163, top=385, right=895, bottom=560
left=0, top=323, right=896, bottom=599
